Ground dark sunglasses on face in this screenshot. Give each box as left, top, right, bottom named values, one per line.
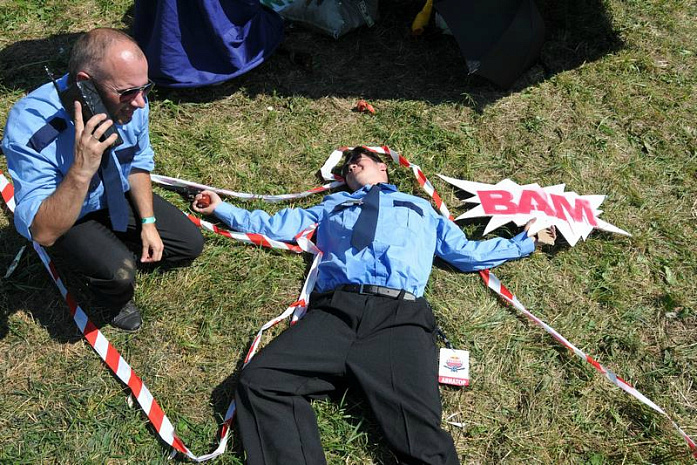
left=112, top=80, right=155, bottom=100
left=341, top=149, right=382, bottom=177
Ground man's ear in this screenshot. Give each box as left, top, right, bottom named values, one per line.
left=75, top=71, right=90, bottom=82
left=378, top=162, right=387, bottom=172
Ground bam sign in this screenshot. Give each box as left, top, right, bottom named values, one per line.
left=438, top=177, right=630, bottom=246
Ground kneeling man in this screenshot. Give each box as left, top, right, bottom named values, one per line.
left=2, top=28, right=204, bottom=331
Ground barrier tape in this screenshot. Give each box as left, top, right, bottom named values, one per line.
left=0, top=173, right=15, bottom=212
left=479, top=269, right=697, bottom=457
left=2, top=143, right=695, bottom=459
left=0, top=170, right=323, bottom=461
left=174, top=145, right=453, bottom=375
left=0, top=171, right=229, bottom=462
left=151, top=173, right=343, bottom=203
left=208, top=146, right=696, bottom=457
left=186, top=214, right=303, bottom=254
left=241, top=224, right=321, bottom=363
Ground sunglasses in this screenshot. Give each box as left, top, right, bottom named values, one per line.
left=341, top=149, right=383, bottom=176
left=106, top=80, right=155, bottom=101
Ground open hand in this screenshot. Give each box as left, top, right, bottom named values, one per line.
left=525, top=219, right=557, bottom=246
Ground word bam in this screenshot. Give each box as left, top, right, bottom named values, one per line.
left=438, top=177, right=630, bottom=246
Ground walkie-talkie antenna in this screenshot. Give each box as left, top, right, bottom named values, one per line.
left=45, top=66, right=61, bottom=94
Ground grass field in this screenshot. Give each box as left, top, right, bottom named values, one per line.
left=0, top=0, right=696, bottom=463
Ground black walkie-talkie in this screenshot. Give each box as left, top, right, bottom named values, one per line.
left=46, top=67, right=123, bottom=148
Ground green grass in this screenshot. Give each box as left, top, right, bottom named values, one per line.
left=1, top=0, right=696, bottom=463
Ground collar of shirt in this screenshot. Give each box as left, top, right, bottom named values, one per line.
left=351, top=183, right=397, bottom=196
left=56, top=73, right=69, bottom=91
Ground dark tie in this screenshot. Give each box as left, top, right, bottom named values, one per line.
left=351, top=184, right=380, bottom=250
left=99, top=148, right=129, bottom=232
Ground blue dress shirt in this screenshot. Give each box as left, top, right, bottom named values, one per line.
left=214, top=183, right=535, bottom=297
left=2, top=74, right=155, bottom=240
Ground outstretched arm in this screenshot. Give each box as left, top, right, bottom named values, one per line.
left=435, top=216, right=540, bottom=272
left=192, top=190, right=324, bottom=243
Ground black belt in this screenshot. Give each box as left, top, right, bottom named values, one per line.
left=338, top=284, right=416, bottom=301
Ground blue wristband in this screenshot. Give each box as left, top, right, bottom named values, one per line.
left=141, top=216, right=156, bottom=224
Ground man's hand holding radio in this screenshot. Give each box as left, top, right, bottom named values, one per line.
left=71, top=101, right=118, bottom=183
left=29, top=102, right=118, bottom=245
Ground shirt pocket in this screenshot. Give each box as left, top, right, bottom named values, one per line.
left=373, top=200, right=422, bottom=247
left=391, top=199, right=426, bottom=230
left=324, top=202, right=360, bottom=244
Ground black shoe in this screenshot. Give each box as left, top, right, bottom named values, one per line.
left=111, top=301, right=143, bottom=332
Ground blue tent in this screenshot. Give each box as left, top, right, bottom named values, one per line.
left=134, top=0, right=284, bottom=88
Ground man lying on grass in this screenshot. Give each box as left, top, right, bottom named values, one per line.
left=192, top=146, right=554, bottom=465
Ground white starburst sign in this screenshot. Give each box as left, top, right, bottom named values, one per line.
left=438, top=176, right=631, bottom=246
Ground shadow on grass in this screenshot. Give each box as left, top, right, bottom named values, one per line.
left=0, top=220, right=197, bottom=344
left=0, top=225, right=83, bottom=343
left=208, top=354, right=245, bottom=460
left=0, top=32, right=79, bottom=93
left=152, top=0, right=624, bottom=109
left=0, top=0, right=622, bottom=109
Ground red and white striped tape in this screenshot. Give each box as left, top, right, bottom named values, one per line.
left=318, top=147, right=697, bottom=456
left=2, top=142, right=695, bottom=460
left=0, top=171, right=229, bottom=462
left=152, top=147, right=697, bottom=458
left=187, top=214, right=303, bottom=254
left=183, top=146, right=453, bottom=370
left=479, top=269, right=697, bottom=457
left=242, top=224, right=322, bottom=364
left=151, top=173, right=343, bottom=203
left=1, top=169, right=324, bottom=461
left=0, top=172, right=15, bottom=212
left=150, top=147, right=457, bottom=452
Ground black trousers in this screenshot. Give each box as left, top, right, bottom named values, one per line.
left=49, top=193, right=204, bottom=309
left=235, top=290, right=459, bottom=465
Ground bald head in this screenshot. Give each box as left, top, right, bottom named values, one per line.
left=67, top=28, right=150, bottom=125
left=68, top=28, right=146, bottom=82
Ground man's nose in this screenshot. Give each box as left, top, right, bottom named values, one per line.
left=131, top=92, right=147, bottom=109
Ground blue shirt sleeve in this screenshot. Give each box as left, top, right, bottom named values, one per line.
left=129, top=103, right=155, bottom=172
left=434, top=213, right=535, bottom=272
left=213, top=201, right=326, bottom=243
left=3, top=139, right=59, bottom=240
left=2, top=99, right=65, bottom=240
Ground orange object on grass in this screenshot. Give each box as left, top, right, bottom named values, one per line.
left=355, top=100, right=376, bottom=114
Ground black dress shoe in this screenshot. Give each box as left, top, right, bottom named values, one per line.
left=111, top=301, right=143, bottom=332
